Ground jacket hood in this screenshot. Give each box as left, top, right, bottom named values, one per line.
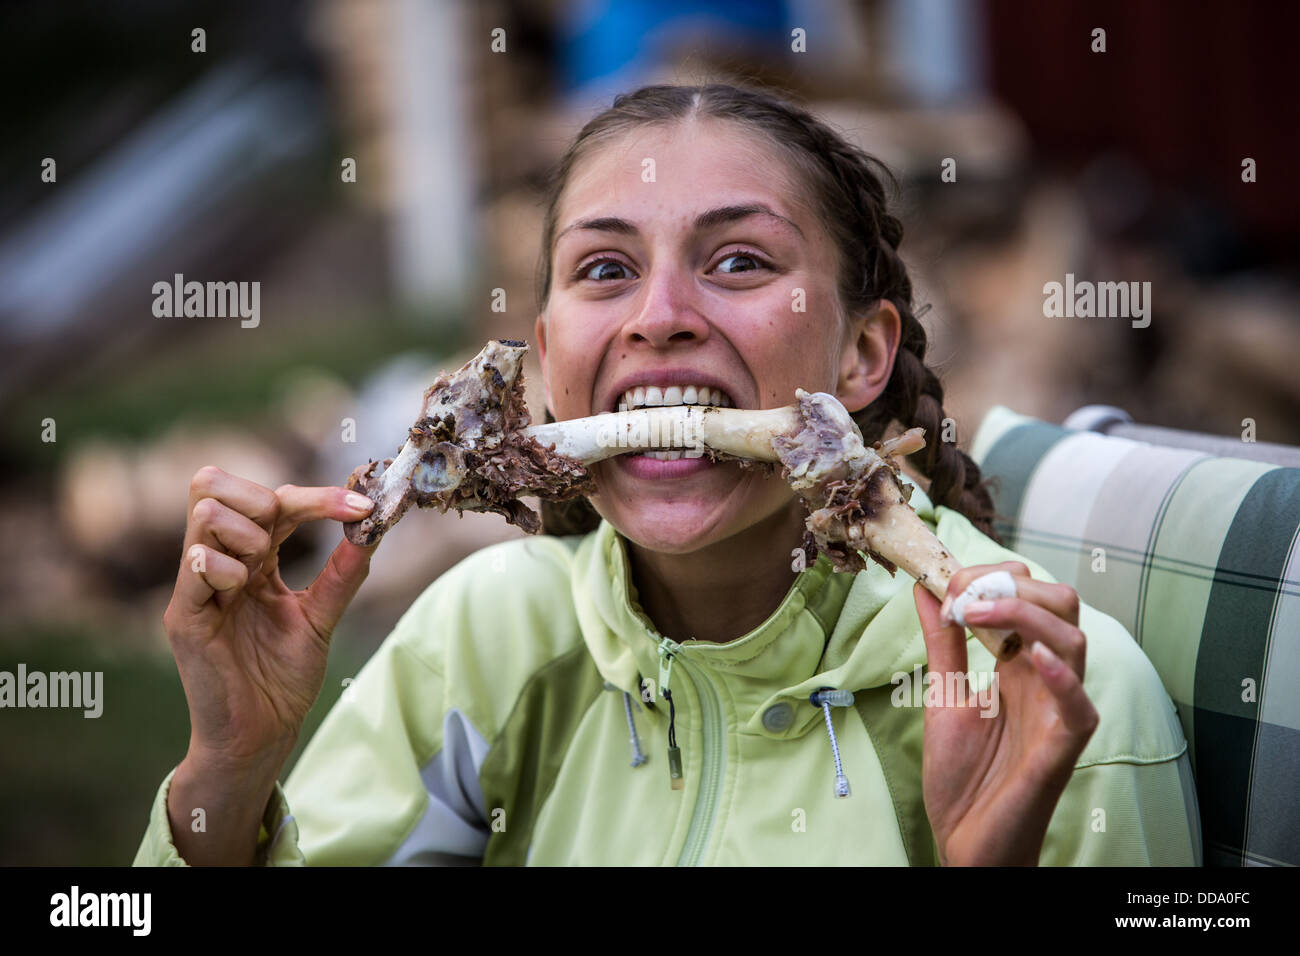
left=571, top=477, right=957, bottom=741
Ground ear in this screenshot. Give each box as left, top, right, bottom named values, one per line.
left=836, top=299, right=900, bottom=414
left=534, top=312, right=554, bottom=414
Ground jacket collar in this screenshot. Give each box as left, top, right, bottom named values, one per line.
left=571, top=478, right=941, bottom=740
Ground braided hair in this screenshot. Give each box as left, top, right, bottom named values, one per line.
left=534, top=82, right=1000, bottom=543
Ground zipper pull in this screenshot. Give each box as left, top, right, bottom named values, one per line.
left=656, top=638, right=676, bottom=703
left=666, top=740, right=683, bottom=788
left=664, top=689, right=683, bottom=790
left=658, top=639, right=684, bottom=790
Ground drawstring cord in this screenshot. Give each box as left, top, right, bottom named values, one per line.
left=604, top=681, right=648, bottom=768
left=811, top=688, right=855, bottom=798
left=611, top=660, right=854, bottom=800
left=622, top=690, right=648, bottom=767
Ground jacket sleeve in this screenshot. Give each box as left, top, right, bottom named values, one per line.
left=131, top=767, right=303, bottom=866
left=281, top=630, right=492, bottom=865
left=1038, top=749, right=1202, bottom=865
left=132, top=573, right=494, bottom=867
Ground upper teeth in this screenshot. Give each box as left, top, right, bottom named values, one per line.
left=618, top=385, right=733, bottom=410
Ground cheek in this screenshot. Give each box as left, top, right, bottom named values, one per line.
left=738, top=286, right=842, bottom=398
left=542, top=318, right=605, bottom=416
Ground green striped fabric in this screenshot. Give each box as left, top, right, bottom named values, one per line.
left=971, top=406, right=1300, bottom=867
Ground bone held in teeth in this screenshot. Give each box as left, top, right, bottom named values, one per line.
left=342, top=342, right=1020, bottom=661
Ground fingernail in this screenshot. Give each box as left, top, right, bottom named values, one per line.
left=346, top=493, right=374, bottom=512
left=963, top=599, right=995, bottom=620
left=939, top=595, right=954, bottom=622
left=1031, top=640, right=1063, bottom=673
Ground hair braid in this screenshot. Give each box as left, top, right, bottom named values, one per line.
left=765, top=107, right=1002, bottom=542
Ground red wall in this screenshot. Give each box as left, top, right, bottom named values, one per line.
left=983, top=0, right=1300, bottom=244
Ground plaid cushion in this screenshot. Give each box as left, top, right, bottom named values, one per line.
left=972, top=406, right=1300, bottom=867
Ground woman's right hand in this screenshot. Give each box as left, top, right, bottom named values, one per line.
left=163, top=466, right=378, bottom=774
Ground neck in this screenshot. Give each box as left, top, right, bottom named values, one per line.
left=625, top=498, right=808, bottom=644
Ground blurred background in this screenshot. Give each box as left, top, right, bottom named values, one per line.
left=0, top=0, right=1296, bottom=864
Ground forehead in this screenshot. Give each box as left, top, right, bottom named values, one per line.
left=559, top=118, right=810, bottom=228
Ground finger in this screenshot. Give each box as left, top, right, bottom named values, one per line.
left=1028, top=640, right=1101, bottom=739
left=185, top=497, right=273, bottom=576
left=173, top=543, right=250, bottom=615
left=962, top=597, right=1087, bottom=677
left=1009, top=578, right=1080, bottom=627
left=188, top=466, right=280, bottom=535
left=941, top=571, right=1079, bottom=633
left=915, top=582, right=970, bottom=684
left=299, top=537, right=378, bottom=642
left=940, top=561, right=1031, bottom=620
left=269, top=485, right=374, bottom=547
left=262, top=485, right=375, bottom=575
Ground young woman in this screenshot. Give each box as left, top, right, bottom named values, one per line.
left=136, top=84, right=1200, bottom=866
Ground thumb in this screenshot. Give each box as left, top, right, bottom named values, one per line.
left=914, top=581, right=968, bottom=679
left=301, top=537, right=377, bottom=639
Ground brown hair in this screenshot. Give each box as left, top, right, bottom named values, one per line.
left=534, top=82, right=999, bottom=543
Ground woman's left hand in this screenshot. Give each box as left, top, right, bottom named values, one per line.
left=912, top=561, right=1100, bottom=866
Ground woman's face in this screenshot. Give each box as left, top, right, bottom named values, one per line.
left=537, top=117, right=894, bottom=554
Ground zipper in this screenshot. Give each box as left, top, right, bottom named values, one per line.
left=657, top=637, right=725, bottom=867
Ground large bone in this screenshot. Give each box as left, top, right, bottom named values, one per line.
left=525, top=404, right=800, bottom=463
left=343, top=342, right=1020, bottom=660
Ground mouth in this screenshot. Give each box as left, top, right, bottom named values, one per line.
left=609, top=382, right=736, bottom=463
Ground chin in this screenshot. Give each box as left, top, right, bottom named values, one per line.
left=589, top=461, right=793, bottom=556
left=594, top=497, right=730, bottom=555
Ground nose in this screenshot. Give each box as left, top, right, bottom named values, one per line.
left=621, top=261, right=710, bottom=349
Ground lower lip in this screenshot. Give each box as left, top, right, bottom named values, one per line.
left=615, top=452, right=716, bottom=480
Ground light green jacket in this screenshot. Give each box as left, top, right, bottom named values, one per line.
left=134, top=481, right=1202, bottom=866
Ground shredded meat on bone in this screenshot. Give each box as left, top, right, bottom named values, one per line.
left=796, top=466, right=913, bottom=573
left=771, top=392, right=909, bottom=574
left=409, top=367, right=594, bottom=533
left=344, top=343, right=593, bottom=545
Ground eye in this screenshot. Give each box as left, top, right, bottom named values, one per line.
left=577, top=258, right=635, bottom=282
left=713, top=250, right=769, bottom=275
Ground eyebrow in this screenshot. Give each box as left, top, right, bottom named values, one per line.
left=555, top=203, right=805, bottom=244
